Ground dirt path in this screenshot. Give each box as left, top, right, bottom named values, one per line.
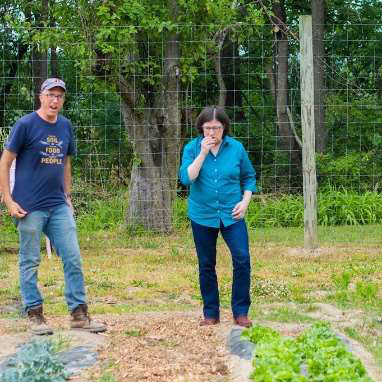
left=86, top=311, right=232, bottom=382
left=0, top=311, right=233, bottom=382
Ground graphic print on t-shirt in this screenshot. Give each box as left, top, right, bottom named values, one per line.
left=40, top=135, right=64, bottom=165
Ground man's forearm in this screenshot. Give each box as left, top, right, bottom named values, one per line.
left=64, top=176, right=71, bottom=195
left=0, top=160, right=12, bottom=205
left=64, top=157, right=72, bottom=195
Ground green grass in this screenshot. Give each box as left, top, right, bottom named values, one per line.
left=260, top=306, right=317, bottom=324
left=123, top=329, right=144, bottom=337
left=344, top=325, right=382, bottom=366
left=96, top=372, right=118, bottom=382
left=2, top=217, right=382, bottom=374
left=252, top=224, right=382, bottom=246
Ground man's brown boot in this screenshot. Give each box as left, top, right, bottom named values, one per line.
left=70, top=304, right=107, bottom=333
left=27, top=305, right=53, bottom=335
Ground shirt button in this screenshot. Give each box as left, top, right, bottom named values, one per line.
left=214, top=179, right=217, bottom=182
left=214, top=169, right=217, bottom=172
left=215, top=190, right=218, bottom=193
left=214, top=159, right=216, bottom=162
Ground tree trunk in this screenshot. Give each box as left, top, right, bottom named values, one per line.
left=32, top=0, right=49, bottom=107
left=120, top=30, right=181, bottom=233
left=274, top=30, right=292, bottom=150
left=215, top=29, right=249, bottom=120
left=50, top=1, right=59, bottom=78
left=32, top=49, right=48, bottom=107
left=266, top=61, right=276, bottom=99
left=214, top=28, right=228, bottom=108
left=377, top=63, right=382, bottom=100
left=50, top=46, right=59, bottom=77
left=272, top=1, right=301, bottom=166
left=272, top=2, right=290, bottom=149
left=312, top=0, right=326, bottom=153
left=222, top=37, right=246, bottom=121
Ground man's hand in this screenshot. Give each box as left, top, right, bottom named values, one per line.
left=66, top=194, right=74, bottom=214
left=6, top=200, right=27, bottom=218
left=232, top=200, right=249, bottom=220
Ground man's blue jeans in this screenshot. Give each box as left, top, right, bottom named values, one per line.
left=16, top=203, right=86, bottom=312
left=191, top=219, right=251, bottom=319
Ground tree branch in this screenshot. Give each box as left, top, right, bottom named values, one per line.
left=213, top=28, right=229, bottom=107
left=117, top=74, right=140, bottom=113
left=241, top=90, right=261, bottom=120
left=258, top=0, right=298, bottom=40
left=286, top=106, right=302, bottom=148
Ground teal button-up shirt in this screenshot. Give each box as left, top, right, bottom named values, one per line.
left=179, top=135, right=256, bottom=228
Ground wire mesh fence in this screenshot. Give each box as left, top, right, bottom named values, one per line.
left=1, top=22, right=382, bottom=246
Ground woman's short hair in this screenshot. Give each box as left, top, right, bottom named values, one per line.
left=195, top=106, right=230, bottom=137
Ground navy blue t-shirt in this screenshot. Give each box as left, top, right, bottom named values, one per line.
left=5, top=112, right=75, bottom=212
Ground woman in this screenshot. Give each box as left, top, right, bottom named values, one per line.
left=179, top=106, right=256, bottom=327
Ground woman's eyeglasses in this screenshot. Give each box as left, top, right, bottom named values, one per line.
left=203, top=126, right=222, bottom=132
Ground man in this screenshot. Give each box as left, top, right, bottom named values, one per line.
left=0, top=78, right=106, bottom=335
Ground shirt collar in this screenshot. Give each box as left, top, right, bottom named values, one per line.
left=222, top=135, right=230, bottom=145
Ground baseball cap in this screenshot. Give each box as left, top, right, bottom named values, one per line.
left=40, top=78, right=66, bottom=92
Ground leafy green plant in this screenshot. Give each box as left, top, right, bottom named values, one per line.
left=355, top=281, right=378, bottom=302
left=242, top=324, right=281, bottom=344
left=0, top=339, right=69, bottom=382
left=242, top=322, right=373, bottom=381
left=332, top=271, right=352, bottom=290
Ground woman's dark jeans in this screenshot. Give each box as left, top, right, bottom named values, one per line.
left=191, top=219, right=251, bottom=319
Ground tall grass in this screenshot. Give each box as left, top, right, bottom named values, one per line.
left=247, top=189, right=382, bottom=228
left=318, top=189, right=382, bottom=225
left=175, top=189, right=382, bottom=228
left=76, top=191, right=127, bottom=232
left=1, top=189, right=382, bottom=237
